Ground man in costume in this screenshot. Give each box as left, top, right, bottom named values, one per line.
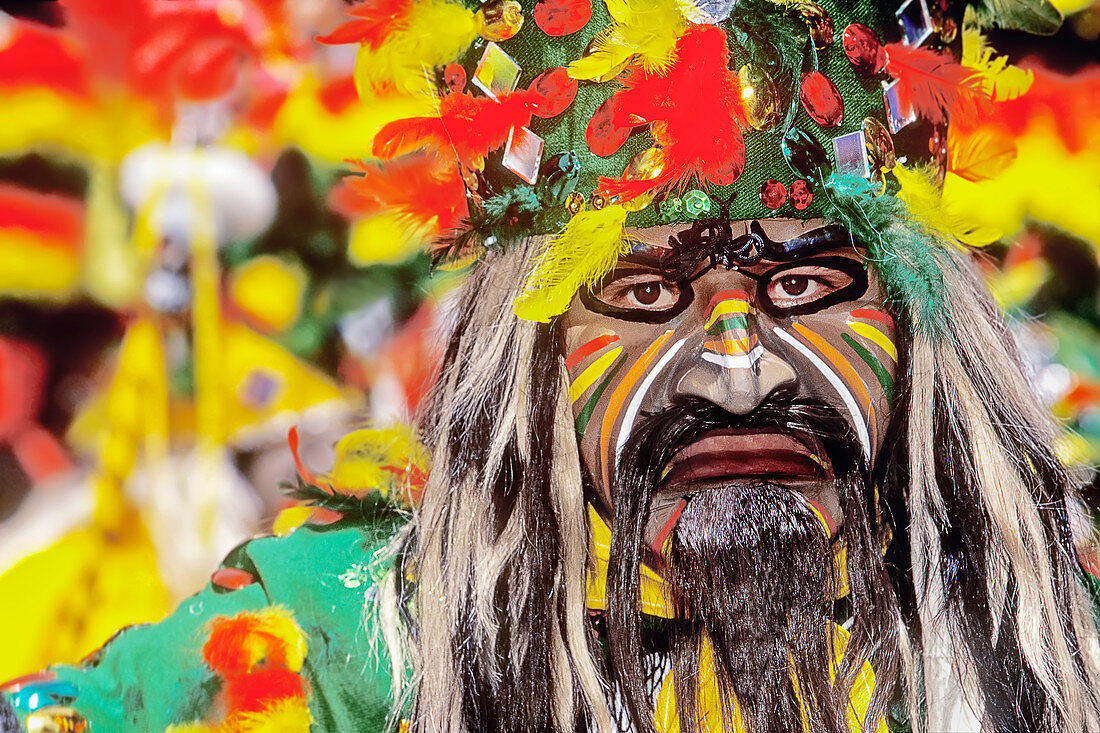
left=4, top=0, right=1100, bottom=731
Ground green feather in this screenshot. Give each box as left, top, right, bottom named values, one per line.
left=971, top=0, right=1062, bottom=34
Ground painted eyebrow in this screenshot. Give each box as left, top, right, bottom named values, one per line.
left=768, top=225, right=862, bottom=260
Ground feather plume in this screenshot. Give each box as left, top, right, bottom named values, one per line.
left=567, top=0, right=687, bottom=81
left=202, top=606, right=308, bottom=677
left=329, top=150, right=465, bottom=235
left=970, top=0, right=1062, bottom=34
left=513, top=204, right=629, bottom=323
left=884, top=43, right=991, bottom=126
left=947, top=125, right=1017, bottom=182
left=373, top=90, right=536, bottom=166
left=598, top=26, right=747, bottom=202
left=961, top=28, right=1034, bottom=102
left=326, top=423, right=429, bottom=500
left=352, top=0, right=477, bottom=96
left=315, top=0, right=414, bottom=48
left=727, top=0, right=808, bottom=111
left=894, top=163, right=1001, bottom=246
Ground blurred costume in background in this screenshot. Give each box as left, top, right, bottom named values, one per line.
left=4, top=0, right=1100, bottom=732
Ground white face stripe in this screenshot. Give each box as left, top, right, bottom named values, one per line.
left=772, top=326, right=871, bottom=461
left=614, top=337, right=690, bottom=467
left=701, top=344, right=765, bottom=369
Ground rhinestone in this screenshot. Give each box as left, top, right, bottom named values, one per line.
left=738, top=64, right=782, bottom=132
left=832, top=130, right=871, bottom=178
left=585, top=96, right=633, bottom=157
left=882, top=79, right=916, bottom=133
left=540, top=151, right=582, bottom=201
left=471, top=42, right=521, bottom=99
left=794, top=2, right=834, bottom=49
left=862, top=117, right=896, bottom=179
left=533, top=0, right=591, bottom=36
left=842, top=23, right=886, bottom=74
left=618, top=146, right=665, bottom=212
left=896, top=0, right=934, bottom=46
left=475, top=0, right=524, bottom=42
left=443, top=63, right=466, bottom=92
left=683, top=190, right=712, bottom=217
left=800, top=71, right=844, bottom=128
left=782, top=127, right=830, bottom=184
left=502, top=126, right=545, bottom=184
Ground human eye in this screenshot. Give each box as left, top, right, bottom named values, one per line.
left=761, top=257, right=866, bottom=315
left=593, top=271, right=681, bottom=311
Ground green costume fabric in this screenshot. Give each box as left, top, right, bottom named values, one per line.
left=0, top=511, right=406, bottom=732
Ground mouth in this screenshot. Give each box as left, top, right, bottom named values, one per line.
left=658, top=428, right=833, bottom=492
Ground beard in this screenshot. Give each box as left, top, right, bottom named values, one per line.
left=603, top=397, right=901, bottom=733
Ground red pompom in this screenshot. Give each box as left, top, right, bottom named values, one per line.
left=598, top=26, right=747, bottom=202
left=884, top=43, right=991, bottom=126
left=315, top=0, right=415, bottom=48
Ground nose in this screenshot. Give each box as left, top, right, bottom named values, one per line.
left=672, top=289, right=798, bottom=415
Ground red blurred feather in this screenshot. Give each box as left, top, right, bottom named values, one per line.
left=225, top=668, right=306, bottom=713
left=598, top=26, right=747, bottom=201
left=329, top=150, right=465, bottom=233
left=315, top=0, right=415, bottom=48
left=373, top=90, right=536, bottom=166
left=884, top=43, right=991, bottom=126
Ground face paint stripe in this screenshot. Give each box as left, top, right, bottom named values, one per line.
left=791, top=322, right=875, bottom=421
left=703, top=336, right=758, bottom=353
left=614, top=337, right=690, bottom=468
left=705, top=316, right=750, bottom=335
left=600, top=331, right=676, bottom=490
left=706, top=289, right=751, bottom=311
left=842, top=332, right=896, bottom=403
left=575, top=358, right=627, bottom=436
left=701, top=345, right=765, bottom=369
left=569, top=346, right=623, bottom=403
left=847, top=320, right=897, bottom=362
left=703, top=300, right=755, bottom=329
left=773, top=327, right=871, bottom=460
left=850, top=308, right=895, bottom=328
left=565, top=333, right=620, bottom=370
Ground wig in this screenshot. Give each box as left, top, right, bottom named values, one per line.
left=377, top=222, right=1100, bottom=732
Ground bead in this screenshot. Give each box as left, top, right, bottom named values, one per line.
left=789, top=179, right=814, bottom=211
left=738, top=64, right=782, bottom=132
left=660, top=197, right=683, bottom=220
left=800, top=71, right=844, bottom=128
left=528, top=67, right=578, bottom=119
left=589, top=191, right=610, bottom=210
left=443, top=63, right=466, bottom=93
left=24, top=706, right=88, bottom=733
left=760, top=179, right=787, bottom=210
left=793, top=2, right=834, bottom=49
left=475, top=0, right=524, bottom=42
left=619, top=146, right=665, bottom=212
left=565, top=191, right=585, bottom=215
left=539, top=151, right=581, bottom=201
left=683, top=190, right=712, bottom=218
left=842, top=23, right=886, bottom=74
left=211, top=566, right=257, bottom=590
left=533, top=0, right=591, bottom=37
left=585, top=97, right=632, bottom=157
left=782, top=127, right=830, bottom=184
left=862, top=117, right=896, bottom=179
left=933, top=13, right=957, bottom=42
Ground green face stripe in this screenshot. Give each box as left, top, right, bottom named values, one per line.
left=841, top=332, right=895, bottom=403
left=576, top=358, right=627, bottom=437
left=705, top=315, right=751, bottom=336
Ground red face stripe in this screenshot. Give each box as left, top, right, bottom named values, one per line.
left=849, top=308, right=894, bottom=328
left=564, top=333, right=620, bottom=369
left=706, top=289, right=752, bottom=312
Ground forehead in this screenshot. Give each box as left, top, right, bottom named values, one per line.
left=625, top=217, right=832, bottom=254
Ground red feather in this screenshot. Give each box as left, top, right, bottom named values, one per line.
left=373, top=90, right=536, bottom=166
left=329, top=150, right=465, bottom=233
left=598, top=26, right=747, bottom=202
left=315, top=0, right=414, bottom=48
left=225, top=669, right=306, bottom=713
left=884, top=43, right=991, bottom=126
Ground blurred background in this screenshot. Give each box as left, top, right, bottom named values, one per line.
left=0, top=0, right=1096, bottom=682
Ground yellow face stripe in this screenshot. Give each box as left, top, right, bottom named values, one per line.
left=703, top=336, right=758, bottom=354
left=569, top=346, right=623, bottom=403
left=847, top=321, right=897, bottom=362
left=704, top=299, right=755, bottom=329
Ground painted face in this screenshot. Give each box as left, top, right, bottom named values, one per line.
left=562, top=218, right=897, bottom=553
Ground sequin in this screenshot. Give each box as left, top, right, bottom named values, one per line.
left=800, top=71, right=844, bottom=128
left=590, top=191, right=610, bottom=210
left=794, top=2, right=834, bottom=49
left=862, top=117, right=896, bottom=179
left=24, top=706, right=88, bottom=733
left=683, top=190, right=712, bottom=217
left=585, top=97, right=632, bottom=157
left=340, top=563, right=372, bottom=589
left=760, top=179, right=787, bottom=209
left=528, top=67, right=578, bottom=119
left=540, top=151, right=581, bottom=201
left=933, top=12, right=957, bottom=42
left=211, top=566, right=257, bottom=590
left=475, top=0, right=524, bottom=42
left=738, top=64, right=782, bottom=132
left=789, top=179, right=814, bottom=210
left=502, top=127, right=545, bottom=184
left=533, top=0, right=591, bottom=36
left=471, top=42, right=522, bottom=99
left=565, top=191, right=586, bottom=215
left=660, top=196, right=683, bottom=220
left=782, top=127, right=830, bottom=184
left=619, top=146, right=665, bottom=212
left=443, top=63, right=466, bottom=93
left=842, top=23, right=886, bottom=74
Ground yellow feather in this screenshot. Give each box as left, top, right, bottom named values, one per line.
left=327, top=423, right=429, bottom=498
left=947, top=125, right=1017, bottom=182
left=513, top=205, right=630, bottom=323
left=568, top=0, right=688, bottom=81
left=220, top=606, right=308, bottom=672
left=354, top=1, right=478, bottom=98
left=961, top=27, right=1034, bottom=101
left=230, top=698, right=314, bottom=733
left=894, top=164, right=1002, bottom=247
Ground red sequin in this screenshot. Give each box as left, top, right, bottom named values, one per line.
left=789, top=179, right=814, bottom=210
left=533, top=0, right=592, bottom=37
left=586, top=97, right=633, bottom=157
left=842, top=23, right=886, bottom=74
left=760, top=179, right=787, bottom=209
left=528, top=67, right=579, bottom=119
left=800, top=71, right=844, bottom=128
left=443, top=63, right=467, bottom=93
left=212, top=567, right=258, bottom=590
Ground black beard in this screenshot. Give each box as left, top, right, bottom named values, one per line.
left=665, top=483, right=842, bottom=733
